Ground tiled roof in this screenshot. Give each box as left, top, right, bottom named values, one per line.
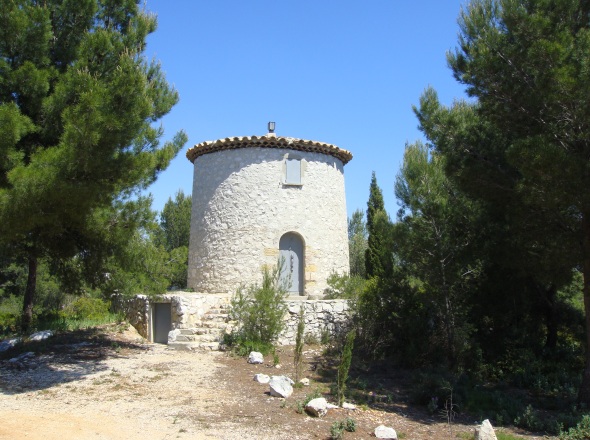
left=186, top=135, right=353, bottom=165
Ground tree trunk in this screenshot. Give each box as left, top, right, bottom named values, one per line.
left=578, top=212, right=590, bottom=404
left=21, top=253, right=38, bottom=333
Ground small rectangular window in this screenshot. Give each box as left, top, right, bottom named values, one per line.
left=285, top=159, right=301, bottom=185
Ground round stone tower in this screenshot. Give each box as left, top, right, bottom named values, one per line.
left=186, top=129, right=352, bottom=297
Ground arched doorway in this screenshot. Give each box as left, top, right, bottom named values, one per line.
left=279, top=232, right=304, bottom=295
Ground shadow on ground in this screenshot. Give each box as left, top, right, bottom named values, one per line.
left=0, top=326, right=149, bottom=394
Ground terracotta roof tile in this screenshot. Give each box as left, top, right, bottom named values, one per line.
left=186, top=135, right=353, bottom=165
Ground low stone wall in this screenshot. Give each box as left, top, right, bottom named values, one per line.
left=113, top=292, right=232, bottom=341
left=116, top=292, right=351, bottom=346
left=279, top=299, right=350, bottom=345
left=111, top=294, right=150, bottom=339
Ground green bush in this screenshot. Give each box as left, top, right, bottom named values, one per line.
left=0, top=295, right=22, bottom=335
left=227, top=337, right=275, bottom=357
left=409, top=369, right=454, bottom=406
left=514, top=404, right=561, bottom=434
left=330, top=422, right=344, bottom=440
left=324, top=272, right=366, bottom=300
left=329, top=418, right=357, bottom=440
left=560, top=414, right=590, bottom=440
left=228, top=263, right=288, bottom=350
left=343, top=417, right=357, bottom=432
left=64, top=297, right=111, bottom=321
left=304, top=332, right=320, bottom=345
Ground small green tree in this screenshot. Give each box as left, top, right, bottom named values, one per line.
left=229, top=262, right=288, bottom=350
left=294, top=307, right=305, bottom=382
left=337, top=329, right=356, bottom=407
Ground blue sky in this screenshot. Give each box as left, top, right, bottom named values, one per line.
left=143, top=0, right=469, bottom=219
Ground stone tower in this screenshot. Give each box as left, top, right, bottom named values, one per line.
left=186, top=129, right=352, bottom=297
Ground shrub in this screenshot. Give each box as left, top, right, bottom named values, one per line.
left=294, top=308, right=305, bottom=381
left=337, top=329, right=356, bottom=406
left=0, top=295, right=22, bottom=335
left=64, top=297, right=111, bottom=321
left=304, top=332, right=319, bottom=345
left=330, top=418, right=357, bottom=440
left=324, top=272, right=366, bottom=300
left=343, top=417, right=357, bottom=432
left=560, top=414, right=590, bottom=440
left=230, top=339, right=275, bottom=357
left=228, top=262, right=288, bottom=350
left=514, top=404, right=545, bottom=432
left=330, top=422, right=344, bottom=440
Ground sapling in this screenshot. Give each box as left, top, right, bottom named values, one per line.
left=337, top=329, right=356, bottom=407
left=294, top=308, right=305, bottom=382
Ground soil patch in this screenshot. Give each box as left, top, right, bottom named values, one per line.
left=0, top=325, right=556, bottom=439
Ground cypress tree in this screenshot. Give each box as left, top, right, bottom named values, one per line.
left=365, top=172, right=390, bottom=279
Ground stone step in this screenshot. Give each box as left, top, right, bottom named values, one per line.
left=179, top=328, right=212, bottom=336
left=202, top=313, right=229, bottom=322
left=174, top=332, right=220, bottom=343
left=168, top=341, right=220, bottom=351
left=196, top=321, right=231, bottom=330
left=166, top=304, right=234, bottom=351
left=206, top=308, right=228, bottom=314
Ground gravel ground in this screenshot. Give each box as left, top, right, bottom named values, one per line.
left=0, top=325, right=556, bottom=440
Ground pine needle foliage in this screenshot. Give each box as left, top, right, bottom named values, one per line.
left=0, top=0, right=186, bottom=331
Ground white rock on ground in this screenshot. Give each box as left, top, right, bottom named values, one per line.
left=305, top=398, right=328, bottom=417
left=474, top=419, right=498, bottom=440
left=375, top=425, right=398, bottom=439
left=248, top=351, right=264, bottom=364
left=167, top=329, right=181, bottom=343
left=268, top=375, right=293, bottom=398
left=29, top=330, right=53, bottom=341
left=299, top=378, right=310, bottom=386
left=0, top=337, right=21, bottom=352
left=253, top=373, right=270, bottom=384
left=342, top=402, right=356, bottom=410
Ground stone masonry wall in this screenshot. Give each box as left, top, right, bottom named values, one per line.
left=279, top=299, right=351, bottom=345
left=111, top=294, right=150, bottom=339
left=118, top=293, right=350, bottom=346
left=188, top=147, right=349, bottom=296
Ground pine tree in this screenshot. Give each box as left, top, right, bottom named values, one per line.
left=157, top=190, right=192, bottom=252
left=0, top=0, right=186, bottom=331
left=419, top=0, right=590, bottom=403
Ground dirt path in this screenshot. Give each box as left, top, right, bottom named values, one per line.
left=0, top=326, right=555, bottom=440
left=0, top=326, right=317, bottom=440
left=0, top=335, right=224, bottom=439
